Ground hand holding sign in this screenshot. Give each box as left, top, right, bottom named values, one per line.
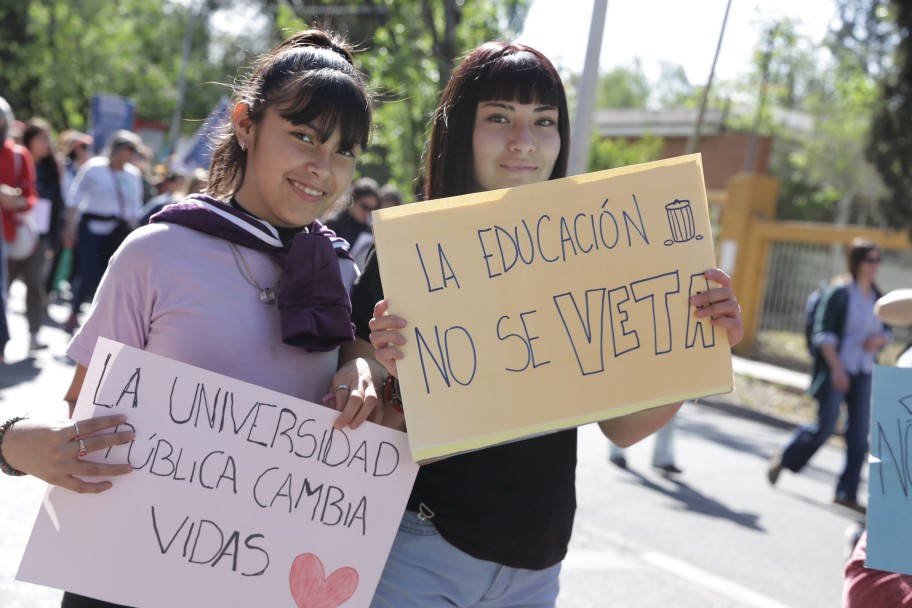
left=368, top=299, right=408, bottom=378
left=688, top=268, right=743, bottom=348
left=0, top=414, right=134, bottom=493
left=325, top=355, right=391, bottom=430
left=371, top=155, right=735, bottom=462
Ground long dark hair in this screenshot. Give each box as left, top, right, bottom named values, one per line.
left=424, top=41, right=570, bottom=201
left=207, top=30, right=372, bottom=199
left=846, top=237, right=884, bottom=298
left=22, top=118, right=62, bottom=193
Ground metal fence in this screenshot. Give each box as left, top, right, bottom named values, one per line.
left=758, top=240, right=912, bottom=349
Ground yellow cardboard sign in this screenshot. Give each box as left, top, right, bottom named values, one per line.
left=372, top=155, right=733, bottom=462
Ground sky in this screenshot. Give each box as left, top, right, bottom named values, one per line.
left=517, top=0, right=838, bottom=85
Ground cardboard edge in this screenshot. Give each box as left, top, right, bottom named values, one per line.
left=410, top=383, right=732, bottom=463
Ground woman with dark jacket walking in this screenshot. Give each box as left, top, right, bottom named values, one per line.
left=768, top=238, right=891, bottom=513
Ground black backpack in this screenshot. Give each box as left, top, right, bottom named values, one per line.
left=803, top=286, right=826, bottom=353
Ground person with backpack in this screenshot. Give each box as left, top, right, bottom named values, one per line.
left=803, top=279, right=830, bottom=354
left=0, top=96, right=39, bottom=362
left=768, top=238, right=891, bottom=514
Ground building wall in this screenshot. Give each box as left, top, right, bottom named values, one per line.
left=660, top=133, right=772, bottom=190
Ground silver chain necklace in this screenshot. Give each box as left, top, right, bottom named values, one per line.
left=228, top=242, right=278, bottom=305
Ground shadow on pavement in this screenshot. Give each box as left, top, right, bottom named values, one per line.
left=0, top=357, right=41, bottom=392
left=616, top=468, right=765, bottom=532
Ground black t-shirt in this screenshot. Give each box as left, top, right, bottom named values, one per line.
left=351, top=247, right=578, bottom=569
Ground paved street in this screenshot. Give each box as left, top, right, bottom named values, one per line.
left=0, top=284, right=863, bottom=607
left=562, top=406, right=859, bottom=607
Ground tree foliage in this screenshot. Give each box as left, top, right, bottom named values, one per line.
left=866, top=0, right=912, bottom=235
left=587, top=135, right=663, bottom=173
left=274, top=0, right=530, bottom=196
left=714, top=12, right=892, bottom=225
left=0, top=0, right=528, bottom=188
left=827, top=0, right=898, bottom=76
left=593, top=61, right=650, bottom=109
left=0, top=1, right=240, bottom=140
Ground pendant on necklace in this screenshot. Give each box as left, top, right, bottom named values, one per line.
left=260, top=287, right=277, bottom=305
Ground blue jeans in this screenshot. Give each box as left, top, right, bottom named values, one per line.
left=371, top=511, right=561, bottom=608
left=781, top=372, right=872, bottom=502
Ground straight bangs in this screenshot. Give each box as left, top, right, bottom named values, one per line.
left=271, top=69, right=372, bottom=151
left=476, top=51, right=564, bottom=109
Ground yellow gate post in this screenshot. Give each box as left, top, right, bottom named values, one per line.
left=717, top=173, right=781, bottom=355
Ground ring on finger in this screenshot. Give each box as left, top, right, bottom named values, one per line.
left=77, top=438, right=88, bottom=458
left=336, top=384, right=351, bottom=392
left=73, top=420, right=82, bottom=438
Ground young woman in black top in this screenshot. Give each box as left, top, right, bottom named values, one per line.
left=338, top=41, right=744, bottom=607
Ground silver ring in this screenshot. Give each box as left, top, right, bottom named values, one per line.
left=335, top=384, right=351, bottom=391
left=77, top=438, right=88, bottom=458
left=73, top=420, right=81, bottom=438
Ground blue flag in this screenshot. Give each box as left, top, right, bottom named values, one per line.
left=89, top=94, right=135, bottom=154
left=179, top=96, right=233, bottom=171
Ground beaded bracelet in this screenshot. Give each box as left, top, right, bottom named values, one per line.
left=382, top=375, right=404, bottom=414
left=0, top=416, right=28, bottom=476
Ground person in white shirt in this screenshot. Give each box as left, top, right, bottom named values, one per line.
left=62, top=130, right=144, bottom=332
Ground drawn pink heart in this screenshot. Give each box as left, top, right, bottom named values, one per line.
left=289, top=553, right=359, bottom=608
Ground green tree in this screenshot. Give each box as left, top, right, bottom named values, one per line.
left=827, top=0, right=896, bottom=77
left=652, top=62, right=696, bottom=109
left=866, top=0, right=911, bottom=234
left=0, top=1, right=242, bottom=146
left=777, top=68, right=885, bottom=224
left=275, top=0, right=530, bottom=196
left=2, top=0, right=529, bottom=182
left=717, top=13, right=889, bottom=225
left=587, top=135, right=663, bottom=173
left=594, top=62, right=650, bottom=109
left=0, top=3, right=38, bottom=118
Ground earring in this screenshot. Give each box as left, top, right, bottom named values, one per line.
left=240, top=141, right=247, bottom=152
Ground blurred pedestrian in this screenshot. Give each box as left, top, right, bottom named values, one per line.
left=326, top=176, right=379, bottom=246
left=609, top=417, right=682, bottom=474
left=0, top=96, right=39, bottom=362
left=46, top=130, right=93, bottom=300
left=378, top=183, right=404, bottom=209
left=132, top=143, right=156, bottom=203
left=184, top=167, right=208, bottom=195
left=139, top=168, right=185, bottom=225
left=62, top=130, right=144, bottom=333
left=768, top=238, right=890, bottom=514
left=842, top=292, right=912, bottom=607
left=60, top=130, right=94, bottom=193
left=843, top=529, right=912, bottom=607
left=11, top=119, right=65, bottom=349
